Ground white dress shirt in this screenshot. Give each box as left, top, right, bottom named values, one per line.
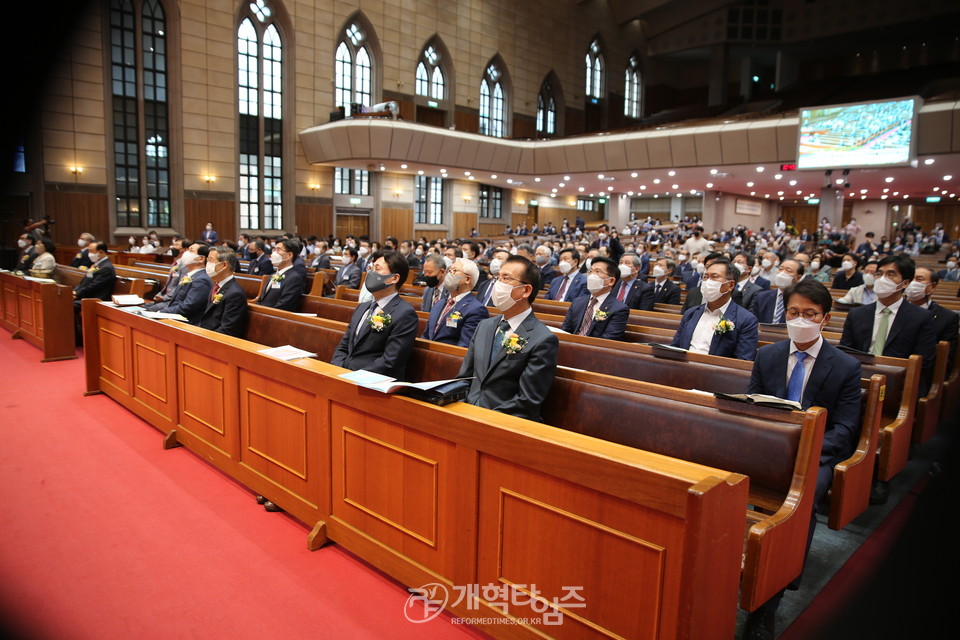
left=870, top=296, right=904, bottom=351
left=689, top=299, right=732, bottom=354
left=787, top=336, right=824, bottom=397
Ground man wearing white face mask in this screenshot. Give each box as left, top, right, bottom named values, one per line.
left=534, top=245, right=557, bottom=289
left=743, top=279, right=862, bottom=640
left=758, top=250, right=780, bottom=281
left=731, top=252, right=764, bottom=311
left=907, top=267, right=958, bottom=377
left=145, top=244, right=213, bottom=324
left=257, top=238, right=306, bottom=312
left=671, top=259, right=758, bottom=360
left=456, top=256, right=558, bottom=422
left=71, top=233, right=97, bottom=268
left=544, top=247, right=585, bottom=302
left=651, top=258, right=682, bottom=305
left=612, top=253, right=655, bottom=310
left=476, top=248, right=510, bottom=306
left=938, top=259, right=960, bottom=282
left=749, top=259, right=805, bottom=324
left=682, top=252, right=739, bottom=314
left=421, top=259, right=489, bottom=347
left=198, top=247, right=248, bottom=337
left=831, top=253, right=864, bottom=290
left=560, top=257, right=629, bottom=340
left=836, top=261, right=879, bottom=305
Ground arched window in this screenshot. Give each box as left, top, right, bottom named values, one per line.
left=585, top=38, right=604, bottom=100
left=415, top=45, right=444, bottom=100
left=536, top=80, right=556, bottom=136
left=238, top=0, right=284, bottom=230
left=335, top=22, right=372, bottom=115
left=479, top=63, right=505, bottom=138
left=108, top=0, right=171, bottom=228
left=624, top=55, right=641, bottom=118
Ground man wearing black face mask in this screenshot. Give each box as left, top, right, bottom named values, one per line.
left=419, top=253, right=449, bottom=312
left=332, top=251, right=419, bottom=380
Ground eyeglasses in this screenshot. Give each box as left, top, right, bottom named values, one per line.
left=702, top=274, right=730, bottom=282
left=785, top=308, right=823, bottom=321
left=493, top=275, right=528, bottom=286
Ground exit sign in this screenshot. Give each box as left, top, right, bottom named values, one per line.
left=780, top=163, right=797, bottom=171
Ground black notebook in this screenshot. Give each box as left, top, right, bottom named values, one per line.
left=714, top=392, right=802, bottom=411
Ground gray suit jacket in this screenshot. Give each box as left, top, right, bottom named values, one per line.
left=456, top=312, right=559, bottom=422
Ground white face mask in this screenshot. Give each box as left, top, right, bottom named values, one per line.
left=442, top=271, right=463, bottom=292
left=586, top=273, right=607, bottom=294
left=787, top=317, right=824, bottom=345
left=689, top=260, right=699, bottom=270
left=841, top=261, right=855, bottom=272
left=18, top=239, right=28, bottom=248
left=489, top=258, right=503, bottom=276
left=558, top=261, right=573, bottom=275
left=947, top=261, right=956, bottom=270
left=810, top=261, right=820, bottom=271
left=695, top=262, right=706, bottom=274
left=491, top=280, right=521, bottom=312
left=761, top=259, right=773, bottom=269
left=358, top=246, right=369, bottom=257
left=774, top=271, right=796, bottom=290
left=733, top=262, right=746, bottom=274
left=442, top=256, right=454, bottom=269
left=87, top=253, right=99, bottom=263
left=205, top=262, right=218, bottom=277
left=415, top=248, right=423, bottom=256
left=700, top=278, right=727, bottom=303
left=618, top=264, right=633, bottom=278
left=904, top=280, right=928, bottom=302
left=652, top=265, right=666, bottom=279
left=78, top=239, right=88, bottom=248
left=583, top=258, right=592, bottom=270
left=269, top=252, right=283, bottom=266
left=862, top=273, right=876, bottom=287
left=180, top=251, right=197, bottom=267
left=872, top=275, right=902, bottom=298
left=750, top=265, right=761, bottom=277
left=597, top=233, right=607, bottom=241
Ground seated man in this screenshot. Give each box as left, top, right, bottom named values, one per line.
left=749, top=259, right=805, bottom=323
left=332, top=251, right=419, bottom=380
left=71, top=233, right=97, bottom=268
left=534, top=245, right=557, bottom=289
left=152, top=238, right=191, bottom=303
left=199, top=247, right=249, bottom=337
left=682, top=252, right=743, bottom=313
left=732, top=252, right=764, bottom=311
left=457, top=256, right=559, bottom=422
left=146, top=244, right=213, bottom=324
left=476, top=247, right=510, bottom=306
left=333, top=246, right=362, bottom=291
left=545, top=247, right=587, bottom=302
left=257, top=238, right=305, bottom=312
left=72, top=242, right=116, bottom=344
left=561, top=256, right=629, bottom=340
left=671, top=259, right=758, bottom=360
left=247, top=240, right=274, bottom=276
left=422, top=258, right=489, bottom=347
left=836, top=261, right=879, bottom=305
left=743, top=279, right=862, bottom=639
left=831, top=253, right=863, bottom=290
left=613, top=252, right=655, bottom=311
left=15, top=233, right=38, bottom=273
left=906, top=266, right=958, bottom=382
left=419, top=253, right=449, bottom=312
left=651, top=258, right=682, bottom=305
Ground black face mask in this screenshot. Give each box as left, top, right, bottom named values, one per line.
left=422, top=274, right=440, bottom=288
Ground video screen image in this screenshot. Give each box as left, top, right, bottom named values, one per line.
left=797, top=98, right=916, bottom=169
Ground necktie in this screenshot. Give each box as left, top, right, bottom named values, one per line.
left=557, top=276, right=569, bottom=300
left=774, top=292, right=784, bottom=323
left=358, top=304, right=378, bottom=336
left=210, top=283, right=220, bottom=301
left=786, top=352, right=808, bottom=403
left=873, top=307, right=891, bottom=356
left=655, top=283, right=661, bottom=298
left=579, top=297, right=598, bottom=336
left=491, top=318, right=510, bottom=359
left=617, top=282, right=627, bottom=302
left=432, top=288, right=441, bottom=307
left=434, top=296, right=457, bottom=332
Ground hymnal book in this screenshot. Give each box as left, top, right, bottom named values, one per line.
left=140, top=310, right=189, bottom=322
left=714, top=392, right=801, bottom=411
left=112, top=294, right=145, bottom=306
left=547, top=326, right=570, bottom=334
left=645, top=342, right=688, bottom=361
left=257, top=345, right=317, bottom=361
left=339, top=370, right=474, bottom=405
left=22, top=276, right=56, bottom=284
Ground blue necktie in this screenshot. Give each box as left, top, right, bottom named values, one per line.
left=786, top=352, right=808, bottom=403
left=491, top=319, right=510, bottom=360
left=774, top=292, right=784, bottom=323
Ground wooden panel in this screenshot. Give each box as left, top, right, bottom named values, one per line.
left=780, top=205, right=820, bottom=237
left=97, top=316, right=131, bottom=395
left=381, top=207, right=414, bottom=242
left=295, top=202, right=334, bottom=239
left=335, top=214, right=369, bottom=239
left=479, top=222, right=506, bottom=237
left=477, top=455, right=680, bottom=639
left=454, top=109, right=479, bottom=134
left=17, top=288, right=35, bottom=333
left=178, top=346, right=238, bottom=460
left=185, top=197, right=236, bottom=243
left=43, top=190, right=110, bottom=244
left=131, top=328, right=177, bottom=427
left=453, top=211, right=476, bottom=240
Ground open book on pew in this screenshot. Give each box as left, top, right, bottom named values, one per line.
left=112, top=294, right=145, bottom=306
left=22, top=276, right=57, bottom=284
left=139, top=310, right=189, bottom=322
left=257, top=345, right=317, bottom=361
left=713, top=392, right=801, bottom=411
left=339, top=369, right=474, bottom=406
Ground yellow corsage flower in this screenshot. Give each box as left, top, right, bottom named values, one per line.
left=180, top=275, right=192, bottom=285
left=212, top=293, right=224, bottom=305
left=501, top=332, right=527, bottom=354
left=593, top=309, right=609, bottom=322
left=271, top=273, right=284, bottom=283
left=368, top=311, right=392, bottom=332
left=714, top=315, right=735, bottom=335
left=448, top=311, right=463, bottom=321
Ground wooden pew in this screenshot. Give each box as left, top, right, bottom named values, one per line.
left=81, top=300, right=750, bottom=639
left=0, top=271, right=76, bottom=362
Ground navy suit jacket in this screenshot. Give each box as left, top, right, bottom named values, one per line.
left=928, top=301, right=959, bottom=373
left=422, top=291, right=490, bottom=347
left=539, top=264, right=557, bottom=289
left=201, top=229, right=219, bottom=245
left=738, top=279, right=764, bottom=311
left=248, top=253, right=274, bottom=276
left=421, top=285, right=449, bottom=312
left=258, top=267, right=305, bottom=312
left=840, top=300, right=937, bottom=395
left=456, top=312, right=559, bottom=422
left=73, top=259, right=116, bottom=301
left=749, top=288, right=786, bottom=324
left=164, top=269, right=214, bottom=324
left=752, top=275, right=771, bottom=291
left=749, top=339, right=862, bottom=465
left=334, top=262, right=362, bottom=289
left=671, top=300, right=759, bottom=360
left=71, top=247, right=93, bottom=269
left=651, top=279, right=682, bottom=305
left=475, top=278, right=497, bottom=307
left=611, top=278, right=654, bottom=311
left=332, top=294, right=419, bottom=380
left=546, top=272, right=587, bottom=302
left=561, top=293, right=630, bottom=340
left=199, top=277, right=248, bottom=337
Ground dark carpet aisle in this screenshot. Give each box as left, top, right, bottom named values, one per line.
left=0, top=337, right=484, bottom=640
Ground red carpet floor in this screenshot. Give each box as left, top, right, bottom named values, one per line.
left=0, top=336, right=486, bottom=640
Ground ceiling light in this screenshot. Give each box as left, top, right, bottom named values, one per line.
left=627, top=191, right=634, bottom=196
left=558, top=182, right=566, bottom=187
left=491, top=174, right=497, bottom=179
left=706, top=182, right=714, bottom=188
left=747, top=181, right=754, bottom=187
left=710, top=169, right=718, bottom=175
left=885, top=177, right=894, bottom=183
left=608, top=186, right=614, bottom=191
left=924, top=158, right=935, bottom=165
left=400, top=164, right=408, bottom=169
left=774, top=174, right=782, bottom=180
left=945, top=175, right=954, bottom=181
left=789, top=180, right=797, bottom=186
left=534, top=177, right=540, bottom=182
left=417, top=170, right=424, bottom=175
left=578, top=187, right=585, bottom=192
left=836, top=178, right=845, bottom=184
left=672, top=184, right=679, bottom=189
left=630, top=172, right=638, bottom=178
left=756, top=167, right=765, bottom=172
left=597, top=174, right=604, bottom=179
left=860, top=189, right=868, bottom=194
left=640, top=185, right=647, bottom=190
left=506, top=178, right=513, bottom=183
left=750, top=191, right=755, bottom=196
left=564, top=176, right=571, bottom=181
left=653, top=178, right=661, bottom=184
left=668, top=170, right=676, bottom=176
left=464, top=171, right=471, bottom=176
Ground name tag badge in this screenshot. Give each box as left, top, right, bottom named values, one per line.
left=86, top=271, right=94, bottom=278
left=271, top=281, right=281, bottom=289
left=446, top=317, right=460, bottom=328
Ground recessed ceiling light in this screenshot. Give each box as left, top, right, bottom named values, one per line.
left=747, top=181, right=754, bottom=187
left=668, top=170, right=676, bottom=176
left=630, top=172, right=638, bottom=178
left=710, top=169, right=718, bottom=175
left=885, top=177, right=894, bottom=183
left=881, top=195, right=888, bottom=199
left=756, top=167, right=765, bottom=172
left=627, top=191, right=634, bottom=196
left=491, top=174, right=497, bottom=179
left=750, top=191, right=755, bottom=196
left=464, top=171, right=471, bottom=176
left=608, top=186, right=614, bottom=191
left=597, top=174, right=604, bottom=179
left=789, top=180, right=797, bottom=186
left=945, top=175, right=953, bottom=180
left=578, top=187, right=585, bottom=192
left=564, top=176, right=571, bottom=181
left=640, top=185, right=647, bottom=190
left=836, top=178, right=844, bottom=184
left=774, top=174, right=782, bottom=180
left=924, top=158, right=935, bottom=165
left=653, top=178, right=661, bottom=184
left=534, top=177, right=540, bottom=182
left=672, top=184, right=679, bottom=189
left=558, top=182, right=565, bottom=187
left=400, top=164, right=408, bottom=169
left=417, top=170, right=424, bottom=175
left=506, top=178, right=513, bottom=183
left=706, top=182, right=714, bottom=188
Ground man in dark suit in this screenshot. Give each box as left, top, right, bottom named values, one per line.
left=419, top=253, right=449, bottom=312
left=534, top=245, right=557, bottom=289
left=72, top=241, right=116, bottom=344
left=476, top=248, right=509, bottom=306
left=71, top=233, right=97, bottom=268
left=257, top=238, right=305, bottom=312
left=907, top=267, right=959, bottom=377
left=15, top=233, right=38, bottom=273
left=546, top=247, right=587, bottom=302
left=201, top=222, right=218, bottom=245
left=332, top=251, right=419, bottom=380
left=333, top=246, right=362, bottom=291
left=561, top=257, right=630, bottom=340
left=308, top=241, right=332, bottom=269
left=199, top=247, right=248, bottom=337
left=422, top=258, right=489, bottom=347
left=146, top=245, right=213, bottom=324
left=651, top=258, right=681, bottom=305
left=671, top=259, right=758, bottom=360
left=743, top=278, right=863, bottom=640
left=457, top=256, right=559, bottom=422
left=682, top=252, right=744, bottom=313
left=246, top=240, right=274, bottom=277
left=732, top=252, right=764, bottom=311
left=590, top=223, right=625, bottom=263
left=839, top=254, right=937, bottom=395
left=613, top=253, right=654, bottom=311
left=459, top=240, right=488, bottom=290
left=749, top=259, right=804, bottom=323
